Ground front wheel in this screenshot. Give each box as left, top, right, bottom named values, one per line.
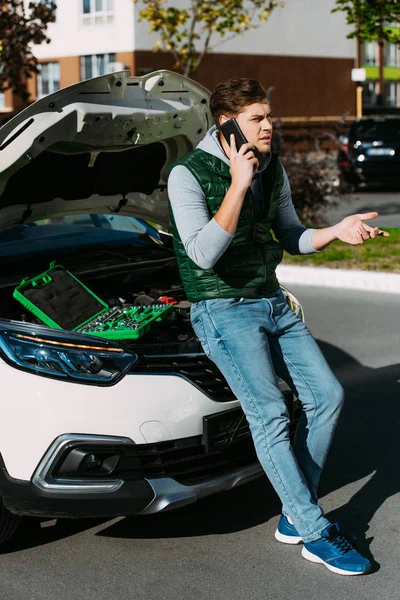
left=0, top=496, right=21, bottom=545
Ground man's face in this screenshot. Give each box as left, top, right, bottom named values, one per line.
left=221, top=101, right=273, bottom=154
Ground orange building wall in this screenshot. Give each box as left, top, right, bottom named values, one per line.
left=59, top=56, right=81, bottom=88
left=116, top=52, right=135, bottom=76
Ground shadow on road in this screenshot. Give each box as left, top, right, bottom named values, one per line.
left=316, top=341, right=400, bottom=566
left=1, top=341, right=399, bottom=559
left=0, top=478, right=280, bottom=554
left=0, top=516, right=109, bottom=555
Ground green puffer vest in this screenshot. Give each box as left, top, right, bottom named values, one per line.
left=169, top=149, right=284, bottom=302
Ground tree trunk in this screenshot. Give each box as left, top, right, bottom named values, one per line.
left=377, top=40, right=385, bottom=106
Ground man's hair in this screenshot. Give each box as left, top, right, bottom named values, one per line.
left=210, top=78, right=269, bottom=124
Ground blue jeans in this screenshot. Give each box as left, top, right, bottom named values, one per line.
left=190, top=290, right=344, bottom=543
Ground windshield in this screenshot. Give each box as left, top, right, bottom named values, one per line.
left=349, top=119, right=400, bottom=140
left=33, top=214, right=161, bottom=235
left=0, top=214, right=163, bottom=262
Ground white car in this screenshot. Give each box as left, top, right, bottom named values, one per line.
left=0, top=70, right=302, bottom=545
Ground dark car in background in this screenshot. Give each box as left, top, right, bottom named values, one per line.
left=338, top=115, right=400, bottom=191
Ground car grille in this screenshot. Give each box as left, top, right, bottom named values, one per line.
left=116, top=433, right=259, bottom=485
left=52, top=396, right=298, bottom=486
left=132, top=354, right=235, bottom=402
left=51, top=416, right=257, bottom=486
left=121, top=394, right=296, bottom=485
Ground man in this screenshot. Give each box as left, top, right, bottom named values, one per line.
left=167, top=77, right=388, bottom=576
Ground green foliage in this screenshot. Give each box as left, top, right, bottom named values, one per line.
left=0, top=1, right=56, bottom=100
left=332, top=0, right=400, bottom=43
left=134, top=0, right=283, bottom=76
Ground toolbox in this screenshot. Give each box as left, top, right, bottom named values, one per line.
left=13, top=262, right=173, bottom=340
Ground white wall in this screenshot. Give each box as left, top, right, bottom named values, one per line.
left=134, top=0, right=356, bottom=59
left=30, top=0, right=356, bottom=61
left=32, top=0, right=135, bottom=59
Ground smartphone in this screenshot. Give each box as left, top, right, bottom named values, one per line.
left=219, top=118, right=263, bottom=164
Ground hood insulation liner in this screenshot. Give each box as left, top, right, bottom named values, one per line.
left=1, top=142, right=167, bottom=206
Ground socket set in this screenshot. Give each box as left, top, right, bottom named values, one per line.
left=77, top=304, right=173, bottom=340
left=13, top=262, right=173, bottom=341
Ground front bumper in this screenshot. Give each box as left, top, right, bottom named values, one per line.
left=0, top=414, right=265, bottom=518
left=0, top=462, right=263, bottom=519
left=0, top=392, right=296, bottom=519
left=0, top=465, right=155, bottom=518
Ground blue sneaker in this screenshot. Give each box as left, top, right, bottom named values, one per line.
left=274, top=515, right=303, bottom=545
left=302, top=523, right=372, bottom=576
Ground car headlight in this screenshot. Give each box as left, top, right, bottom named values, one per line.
left=280, top=285, right=305, bottom=322
left=0, top=323, right=137, bottom=385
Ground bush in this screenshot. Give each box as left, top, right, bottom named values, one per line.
left=281, top=152, right=340, bottom=226
left=272, top=119, right=351, bottom=226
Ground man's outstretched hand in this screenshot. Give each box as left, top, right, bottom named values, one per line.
left=311, top=212, right=389, bottom=251
left=333, top=212, right=389, bottom=245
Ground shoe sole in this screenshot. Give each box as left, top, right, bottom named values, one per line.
left=302, top=546, right=371, bottom=576
left=274, top=529, right=303, bottom=545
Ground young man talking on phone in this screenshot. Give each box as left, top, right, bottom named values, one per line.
left=167, top=78, right=388, bottom=576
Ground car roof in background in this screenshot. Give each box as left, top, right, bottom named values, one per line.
left=348, top=115, right=400, bottom=137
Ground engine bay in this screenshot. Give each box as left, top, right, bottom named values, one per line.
left=0, top=246, right=200, bottom=353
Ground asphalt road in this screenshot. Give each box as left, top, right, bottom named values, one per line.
left=0, top=285, right=398, bottom=600
left=323, top=189, right=400, bottom=228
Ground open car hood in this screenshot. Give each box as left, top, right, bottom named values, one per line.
left=0, top=70, right=212, bottom=230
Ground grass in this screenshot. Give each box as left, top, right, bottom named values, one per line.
left=282, top=228, right=400, bottom=273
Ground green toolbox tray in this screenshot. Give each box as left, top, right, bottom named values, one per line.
left=13, top=262, right=173, bottom=340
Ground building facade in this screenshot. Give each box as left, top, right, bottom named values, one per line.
left=361, top=38, right=400, bottom=108
left=1, top=0, right=399, bottom=120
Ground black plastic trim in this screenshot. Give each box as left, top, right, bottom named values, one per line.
left=0, top=118, right=35, bottom=151
left=0, top=466, right=154, bottom=518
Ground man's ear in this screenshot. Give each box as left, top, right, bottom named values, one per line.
left=218, top=115, right=230, bottom=127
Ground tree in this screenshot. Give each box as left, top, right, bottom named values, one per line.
left=134, top=0, right=284, bottom=77
left=333, top=0, right=400, bottom=42
left=0, top=1, right=57, bottom=101
left=332, top=0, right=400, bottom=104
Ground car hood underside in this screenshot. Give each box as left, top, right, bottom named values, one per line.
left=0, top=70, right=212, bottom=229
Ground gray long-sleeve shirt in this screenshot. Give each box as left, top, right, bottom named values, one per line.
left=168, top=125, right=318, bottom=270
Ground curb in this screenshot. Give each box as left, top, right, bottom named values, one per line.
left=276, top=265, right=400, bottom=294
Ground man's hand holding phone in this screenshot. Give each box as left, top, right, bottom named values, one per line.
left=228, top=134, right=258, bottom=193
left=219, top=118, right=261, bottom=191
left=213, top=119, right=260, bottom=235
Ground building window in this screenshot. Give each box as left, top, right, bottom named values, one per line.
left=363, top=41, right=378, bottom=66
left=82, top=0, right=114, bottom=26
left=80, top=53, right=116, bottom=80
left=363, top=80, right=378, bottom=106
left=384, top=81, right=398, bottom=107
left=37, top=62, right=60, bottom=98
left=384, top=41, right=398, bottom=67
